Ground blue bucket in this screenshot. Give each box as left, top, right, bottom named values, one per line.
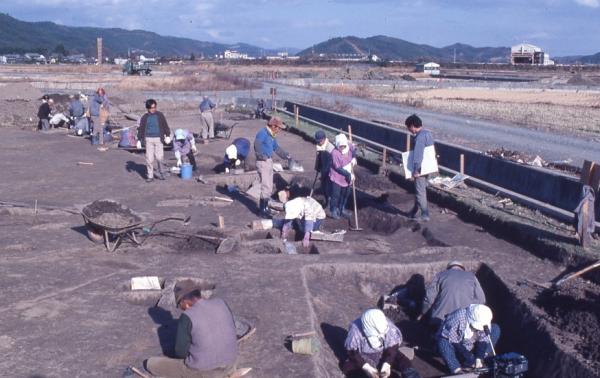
left=180, top=163, right=193, bottom=180
left=119, top=129, right=130, bottom=147
left=91, top=134, right=100, bottom=145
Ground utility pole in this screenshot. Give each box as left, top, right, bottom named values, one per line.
left=453, top=48, right=456, bottom=64
left=97, top=37, right=103, bottom=64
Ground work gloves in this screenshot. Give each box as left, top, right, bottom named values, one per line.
left=191, top=144, right=197, bottom=153
left=136, top=141, right=142, bottom=149
left=164, top=135, right=171, bottom=144
left=380, top=362, right=392, bottom=378
left=361, top=363, right=379, bottom=378
left=177, top=159, right=182, bottom=168
left=344, top=172, right=353, bottom=184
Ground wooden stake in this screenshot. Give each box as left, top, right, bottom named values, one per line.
left=405, top=135, right=411, bottom=152
left=218, top=215, right=225, bottom=229
left=581, top=160, right=595, bottom=185
left=460, top=154, right=465, bottom=175
left=381, top=148, right=387, bottom=175
left=295, top=105, right=299, bottom=127
left=581, top=202, right=591, bottom=248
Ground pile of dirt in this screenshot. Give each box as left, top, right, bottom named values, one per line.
left=82, top=200, right=141, bottom=228
left=486, top=147, right=581, bottom=175
left=535, top=280, right=600, bottom=368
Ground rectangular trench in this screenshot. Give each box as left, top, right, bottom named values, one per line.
left=303, top=261, right=595, bottom=378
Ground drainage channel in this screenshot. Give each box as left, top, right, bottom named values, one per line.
left=303, top=261, right=597, bottom=378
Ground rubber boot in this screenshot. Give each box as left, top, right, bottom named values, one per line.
left=259, top=199, right=272, bottom=219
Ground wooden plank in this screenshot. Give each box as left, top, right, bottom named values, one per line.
left=590, top=164, right=600, bottom=192
left=581, top=202, right=591, bottom=248
left=581, top=160, right=595, bottom=185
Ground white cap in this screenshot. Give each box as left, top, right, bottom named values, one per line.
left=467, top=304, right=492, bottom=331
left=225, top=144, right=237, bottom=160
left=174, top=128, right=186, bottom=140
left=335, top=133, right=348, bottom=148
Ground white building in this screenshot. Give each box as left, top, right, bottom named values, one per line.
left=416, top=62, right=440, bottom=76
left=223, top=50, right=248, bottom=60
left=511, top=43, right=554, bottom=65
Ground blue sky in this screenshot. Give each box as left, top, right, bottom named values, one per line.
left=1, top=0, right=599, bottom=56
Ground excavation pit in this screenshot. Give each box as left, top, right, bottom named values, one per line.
left=304, top=260, right=597, bottom=378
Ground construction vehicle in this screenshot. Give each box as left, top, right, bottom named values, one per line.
left=122, top=59, right=152, bottom=76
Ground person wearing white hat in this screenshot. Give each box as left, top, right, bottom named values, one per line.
left=280, top=189, right=326, bottom=248
left=328, top=133, right=356, bottom=219
left=173, top=128, right=197, bottom=171
left=342, top=309, right=420, bottom=378
left=419, top=261, right=486, bottom=332
left=223, top=138, right=250, bottom=173
left=437, top=304, right=501, bottom=375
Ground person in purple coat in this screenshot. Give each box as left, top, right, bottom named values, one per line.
left=328, top=133, right=356, bottom=219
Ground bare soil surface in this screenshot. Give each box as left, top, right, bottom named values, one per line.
left=0, top=67, right=599, bottom=377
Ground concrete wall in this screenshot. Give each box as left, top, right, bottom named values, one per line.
left=284, top=101, right=599, bottom=219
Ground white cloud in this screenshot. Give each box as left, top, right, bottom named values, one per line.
left=575, top=0, right=599, bottom=7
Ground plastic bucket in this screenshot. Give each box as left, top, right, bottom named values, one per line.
left=180, top=163, right=193, bottom=180
left=91, top=134, right=100, bottom=145
left=119, top=129, right=130, bottom=147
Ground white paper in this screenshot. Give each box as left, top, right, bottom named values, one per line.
left=131, top=276, right=161, bottom=290
left=402, top=145, right=438, bottom=179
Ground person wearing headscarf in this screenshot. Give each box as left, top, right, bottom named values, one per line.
left=343, top=309, right=420, bottom=378
left=223, top=137, right=251, bottom=173
left=437, top=304, right=501, bottom=375
left=328, top=133, right=356, bottom=219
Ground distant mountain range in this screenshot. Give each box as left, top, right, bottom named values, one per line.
left=297, top=36, right=511, bottom=63
left=1, top=13, right=599, bottom=64
left=0, top=13, right=288, bottom=57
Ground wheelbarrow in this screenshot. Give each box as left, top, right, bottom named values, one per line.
left=82, top=199, right=190, bottom=252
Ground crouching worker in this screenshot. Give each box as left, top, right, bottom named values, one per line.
left=343, top=309, right=421, bottom=378
left=437, top=304, right=500, bottom=375
left=223, top=137, right=250, bottom=173
left=145, top=279, right=239, bottom=377
left=280, top=190, right=326, bottom=248
left=173, top=128, right=198, bottom=171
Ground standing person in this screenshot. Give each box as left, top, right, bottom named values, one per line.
left=223, top=137, right=251, bottom=173
left=254, top=116, right=291, bottom=218
left=437, top=304, right=501, bottom=375
left=342, top=309, right=421, bottom=378
left=329, top=133, right=356, bottom=219
left=199, top=95, right=216, bottom=142
left=173, top=128, right=198, bottom=171
left=37, top=95, right=52, bottom=131
left=145, top=279, right=239, bottom=377
left=405, top=114, right=434, bottom=222
left=419, top=261, right=486, bottom=332
left=314, top=130, right=335, bottom=207
left=90, top=87, right=110, bottom=144
left=137, top=99, right=171, bottom=183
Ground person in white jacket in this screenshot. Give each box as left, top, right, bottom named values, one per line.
left=280, top=189, right=326, bottom=247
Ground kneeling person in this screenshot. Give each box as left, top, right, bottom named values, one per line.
left=173, top=128, right=198, bottom=171
left=343, top=309, right=420, bottom=378
left=223, top=137, right=250, bottom=173
left=280, top=191, right=326, bottom=248
left=145, top=280, right=238, bottom=377
left=437, top=304, right=500, bottom=375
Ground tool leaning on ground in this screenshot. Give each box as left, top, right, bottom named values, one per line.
left=347, top=126, right=363, bottom=231
left=523, top=259, right=600, bottom=290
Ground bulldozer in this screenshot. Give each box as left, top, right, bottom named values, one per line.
left=122, top=59, right=152, bottom=76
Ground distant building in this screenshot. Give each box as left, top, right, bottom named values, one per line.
left=3, top=54, right=25, bottom=64
left=511, top=43, right=554, bottom=65
left=416, top=62, right=440, bottom=76
left=24, top=53, right=46, bottom=64
left=223, top=50, right=249, bottom=60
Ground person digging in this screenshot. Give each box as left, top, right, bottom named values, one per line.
left=173, top=128, right=198, bottom=171
left=223, top=137, right=251, bottom=173
left=279, top=188, right=326, bottom=248
left=145, top=279, right=239, bottom=378
left=342, top=309, right=421, bottom=378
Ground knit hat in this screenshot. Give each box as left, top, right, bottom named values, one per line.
left=447, top=261, right=465, bottom=270
left=467, top=304, right=492, bottom=331
left=174, top=279, right=201, bottom=305
left=315, top=130, right=326, bottom=143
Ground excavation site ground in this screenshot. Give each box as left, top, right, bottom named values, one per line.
left=0, top=65, right=599, bottom=378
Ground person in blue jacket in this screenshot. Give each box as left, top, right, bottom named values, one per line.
left=223, top=137, right=250, bottom=173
